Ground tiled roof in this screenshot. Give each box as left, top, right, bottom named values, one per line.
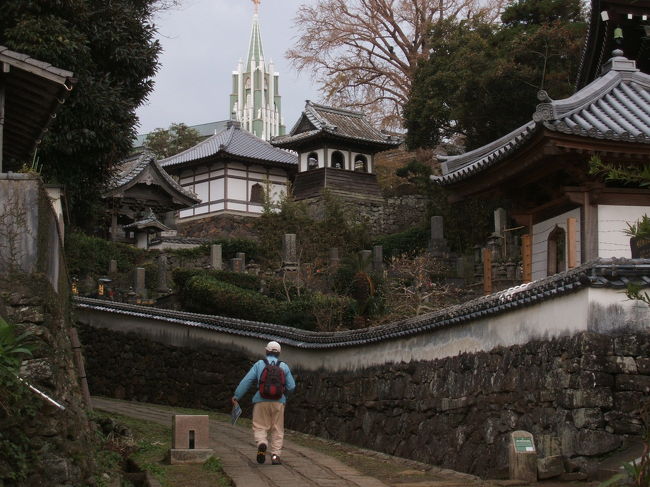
left=435, top=52, right=650, bottom=186
left=159, top=122, right=297, bottom=169
left=272, top=101, right=402, bottom=148
left=74, top=258, right=650, bottom=350
left=105, top=151, right=200, bottom=204
left=123, top=209, right=170, bottom=232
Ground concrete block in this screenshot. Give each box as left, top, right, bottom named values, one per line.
left=169, top=449, right=214, bottom=465
left=172, top=415, right=210, bottom=449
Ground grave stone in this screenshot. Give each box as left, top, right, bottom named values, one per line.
left=373, top=245, right=383, bottom=273
left=430, top=216, right=448, bottom=257
left=135, top=267, right=146, bottom=299
left=236, top=252, right=246, bottom=269
left=169, top=415, right=213, bottom=464
left=359, top=250, right=372, bottom=267
left=108, top=259, right=118, bottom=274
left=494, top=207, right=507, bottom=236
left=210, top=244, right=222, bottom=270
left=157, top=254, right=168, bottom=292
left=282, top=234, right=298, bottom=270
left=231, top=258, right=243, bottom=273
left=509, top=430, right=537, bottom=482
left=329, top=248, right=340, bottom=268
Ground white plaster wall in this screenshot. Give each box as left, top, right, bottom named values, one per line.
left=598, top=205, right=650, bottom=258
left=531, top=208, right=581, bottom=281
left=76, top=285, right=649, bottom=373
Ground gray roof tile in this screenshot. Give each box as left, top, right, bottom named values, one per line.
left=158, top=123, right=297, bottom=169
left=272, top=101, right=402, bottom=148
left=435, top=53, right=650, bottom=186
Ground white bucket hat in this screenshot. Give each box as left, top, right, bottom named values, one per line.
left=265, top=341, right=281, bottom=353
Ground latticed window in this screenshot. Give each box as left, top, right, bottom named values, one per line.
left=250, top=183, right=264, bottom=204
left=547, top=225, right=566, bottom=276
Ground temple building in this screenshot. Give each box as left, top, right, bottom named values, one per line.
left=229, top=0, right=285, bottom=141
left=433, top=50, right=650, bottom=281
left=103, top=151, right=200, bottom=248
left=158, top=121, right=297, bottom=221
left=272, top=101, right=401, bottom=202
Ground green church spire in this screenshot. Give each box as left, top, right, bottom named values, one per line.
left=229, top=1, right=285, bottom=140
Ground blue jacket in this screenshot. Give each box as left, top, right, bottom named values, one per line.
left=233, top=355, right=296, bottom=404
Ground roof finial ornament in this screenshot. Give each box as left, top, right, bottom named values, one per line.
left=251, top=0, right=260, bottom=14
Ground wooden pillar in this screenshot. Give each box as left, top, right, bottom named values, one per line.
left=567, top=217, right=577, bottom=269
left=0, top=62, right=8, bottom=173
left=521, top=234, right=532, bottom=282
left=483, top=248, right=492, bottom=295
left=583, top=192, right=599, bottom=261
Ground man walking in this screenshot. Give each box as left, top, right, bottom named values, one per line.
left=232, top=341, right=296, bottom=465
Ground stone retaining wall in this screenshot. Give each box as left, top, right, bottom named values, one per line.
left=77, top=323, right=649, bottom=478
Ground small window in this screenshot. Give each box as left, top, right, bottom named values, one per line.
left=250, top=183, right=264, bottom=204
left=307, top=152, right=319, bottom=170
left=331, top=151, right=344, bottom=169
left=547, top=225, right=566, bottom=276
left=354, top=155, right=368, bottom=172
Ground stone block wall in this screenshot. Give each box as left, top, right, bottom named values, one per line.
left=77, top=322, right=649, bottom=478
left=303, top=193, right=429, bottom=236
left=0, top=276, right=95, bottom=486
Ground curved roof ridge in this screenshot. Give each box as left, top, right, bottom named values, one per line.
left=438, top=121, right=537, bottom=169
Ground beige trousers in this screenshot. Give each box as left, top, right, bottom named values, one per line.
left=252, top=401, right=285, bottom=455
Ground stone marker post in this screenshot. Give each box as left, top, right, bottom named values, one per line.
left=372, top=245, right=383, bottom=273
left=231, top=258, right=243, bottom=273
left=108, top=259, right=118, bottom=274
left=135, top=267, right=146, bottom=299
left=210, top=244, right=222, bottom=270
left=282, top=234, right=297, bottom=270
left=509, top=430, right=537, bottom=482
left=430, top=216, right=448, bottom=257
left=157, top=254, right=168, bottom=292
left=329, top=248, right=340, bottom=269
left=236, top=252, right=246, bottom=269
left=494, top=207, right=507, bottom=236
left=169, top=415, right=213, bottom=464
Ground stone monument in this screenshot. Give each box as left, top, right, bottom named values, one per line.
left=169, top=415, right=213, bottom=464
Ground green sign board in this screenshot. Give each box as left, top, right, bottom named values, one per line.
left=514, top=436, right=535, bottom=453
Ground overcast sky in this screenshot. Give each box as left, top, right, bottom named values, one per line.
left=135, top=0, right=319, bottom=135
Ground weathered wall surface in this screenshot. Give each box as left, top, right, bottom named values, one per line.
left=0, top=177, right=95, bottom=486
left=303, top=193, right=429, bottom=236
left=1, top=278, right=95, bottom=486
left=77, top=322, right=650, bottom=478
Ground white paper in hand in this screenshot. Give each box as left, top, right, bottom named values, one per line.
left=231, top=403, right=242, bottom=425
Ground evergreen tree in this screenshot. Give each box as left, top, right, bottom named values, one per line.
left=0, top=0, right=162, bottom=230
left=144, top=123, right=202, bottom=159
left=404, top=0, right=586, bottom=151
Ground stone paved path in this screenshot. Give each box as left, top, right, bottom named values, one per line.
left=94, top=397, right=394, bottom=487
left=93, top=398, right=597, bottom=487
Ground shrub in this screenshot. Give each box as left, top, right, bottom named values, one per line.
left=182, top=275, right=279, bottom=323
left=373, top=226, right=429, bottom=258
left=173, top=268, right=261, bottom=292
left=66, top=232, right=146, bottom=277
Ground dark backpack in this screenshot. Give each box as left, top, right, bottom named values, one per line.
left=258, top=359, right=286, bottom=400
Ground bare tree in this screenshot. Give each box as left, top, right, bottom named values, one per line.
left=288, top=0, right=503, bottom=128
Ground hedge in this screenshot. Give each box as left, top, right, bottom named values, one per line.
left=181, top=275, right=279, bottom=323
left=172, top=268, right=261, bottom=292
